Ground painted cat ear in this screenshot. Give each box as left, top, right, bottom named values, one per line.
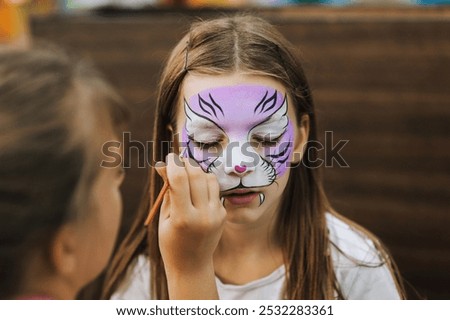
left=184, top=99, right=195, bottom=123
left=249, top=95, right=289, bottom=136
left=269, top=96, right=288, bottom=127
left=184, top=99, right=198, bottom=135
left=184, top=99, right=222, bottom=136
left=275, top=96, right=288, bottom=117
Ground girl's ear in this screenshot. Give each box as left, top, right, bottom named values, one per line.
left=50, top=224, right=77, bottom=277
left=291, top=114, right=310, bottom=164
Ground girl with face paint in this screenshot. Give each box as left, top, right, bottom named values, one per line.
left=103, top=16, right=405, bottom=300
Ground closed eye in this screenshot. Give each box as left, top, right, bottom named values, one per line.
left=188, top=135, right=222, bottom=150
left=253, top=133, right=284, bottom=147
left=195, top=141, right=221, bottom=150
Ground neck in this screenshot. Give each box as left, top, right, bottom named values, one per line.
left=218, top=220, right=278, bottom=255
left=15, top=293, right=54, bottom=300
left=218, top=199, right=282, bottom=251
left=18, top=257, right=79, bottom=300
left=213, top=203, right=284, bottom=284
left=17, top=276, right=77, bottom=300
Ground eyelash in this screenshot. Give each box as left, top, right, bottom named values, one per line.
left=189, top=136, right=222, bottom=150
left=196, top=141, right=220, bottom=150
left=253, top=135, right=283, bottom=147
left=188, top=135, right=283, bottom=149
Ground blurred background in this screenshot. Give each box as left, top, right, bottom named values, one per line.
left=1, top=0, right=449, bottom=299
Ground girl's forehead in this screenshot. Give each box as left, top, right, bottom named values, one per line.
left=181, top=73, right=287, bottom=98
left=186, top=83, right=281, bottom=102
left=177, top=73, right=295, bottom=129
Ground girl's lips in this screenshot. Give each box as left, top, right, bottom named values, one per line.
left=224, top=191, right=258, bottom=206
left=222, top=188, right=259, bottom=196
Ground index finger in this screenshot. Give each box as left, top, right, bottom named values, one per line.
left=165, top=153, right=191, bottom=207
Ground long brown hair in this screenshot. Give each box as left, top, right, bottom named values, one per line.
left=103, top=15, right=405, bottom=299
left=0, top=45, right=128, bottom=299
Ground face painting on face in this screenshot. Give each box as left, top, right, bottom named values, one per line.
left=181, top=84, right=294, bottom=204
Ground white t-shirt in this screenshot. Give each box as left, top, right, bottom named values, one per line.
left=111, top=214, right=401, bottom=300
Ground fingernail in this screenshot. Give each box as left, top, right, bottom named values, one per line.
left=178, top=153, right=185, bottom=167
left=155, top=161, right=166, bottom=168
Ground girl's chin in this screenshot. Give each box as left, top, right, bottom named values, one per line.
left=222, top=205, right=266, bottom=225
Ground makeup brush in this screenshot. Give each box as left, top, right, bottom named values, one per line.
left=144, top=181, right=170, bottom=226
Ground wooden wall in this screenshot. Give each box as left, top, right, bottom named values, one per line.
left=31, top=6, right=450, bottom=299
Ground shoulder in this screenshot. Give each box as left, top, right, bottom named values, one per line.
left=326, top=213, right=382, bottom=266
left=110, top=254, right=151, bottom=300
left=326, top=213, right=401, bottom=299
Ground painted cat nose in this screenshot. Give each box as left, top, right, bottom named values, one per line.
left=224, top=162, right=254, bottom=175
left=231, top=163, right=254, bottom=175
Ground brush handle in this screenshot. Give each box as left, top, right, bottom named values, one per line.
left=144, top=181, right=170, bottom=226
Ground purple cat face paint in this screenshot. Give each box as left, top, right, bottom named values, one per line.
left=182, top=84, right=294, bottom=193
